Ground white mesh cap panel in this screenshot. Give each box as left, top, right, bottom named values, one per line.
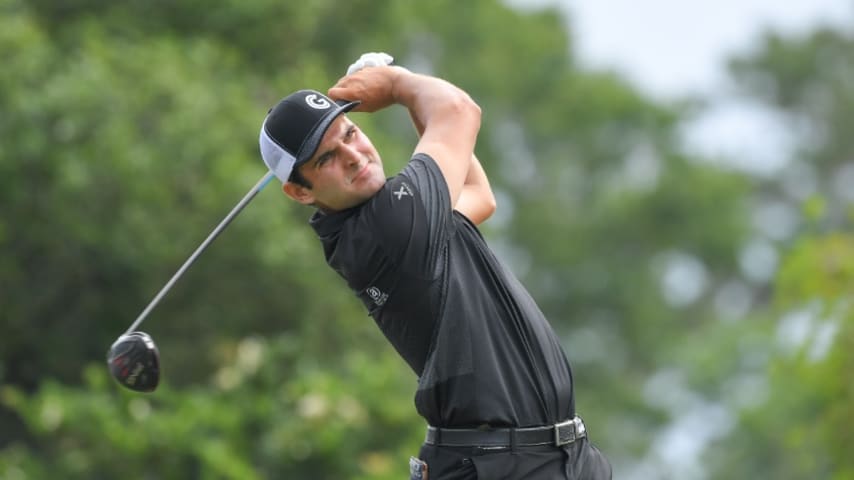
left=259, top=122, right=296, bottom=183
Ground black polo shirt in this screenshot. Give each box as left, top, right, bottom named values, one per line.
left=310, top=154, right=574, bottom=428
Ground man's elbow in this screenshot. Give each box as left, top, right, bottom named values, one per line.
left=479, top=189, right=497, bottom=221
left=444, top=92, right=481, bottom=133
left=484, top=191, right=497, bottom=219
left=465, top=96, right=482, bottom=131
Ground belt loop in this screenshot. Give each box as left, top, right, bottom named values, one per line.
left=435, top=427, right=442, bottom=446
left=509, top=428, right=517, bottom=453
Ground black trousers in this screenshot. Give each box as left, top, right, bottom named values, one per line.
left=416, top=437, right=612, bottom=480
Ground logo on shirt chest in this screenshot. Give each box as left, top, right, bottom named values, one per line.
left=366, top=286, right=389, bottom=307
left=393, top=182, right=412, bottom=200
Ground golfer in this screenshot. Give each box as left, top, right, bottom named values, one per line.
left=259, top=55, right=611, bottom=479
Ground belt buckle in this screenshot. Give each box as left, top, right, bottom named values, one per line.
left=553, top=418, right=575, bottom=446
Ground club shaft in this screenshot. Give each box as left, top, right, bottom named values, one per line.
left=124, top=171, right=276, bottom=335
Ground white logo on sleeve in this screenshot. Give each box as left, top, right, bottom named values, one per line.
left=393, top=182, right=412, bottom=200
left=366, top=286, right=388, bottom=306
left=305, top=94, right=331, bottom=110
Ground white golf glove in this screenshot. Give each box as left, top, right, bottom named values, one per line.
left=346, top=52, right=394, bottom=75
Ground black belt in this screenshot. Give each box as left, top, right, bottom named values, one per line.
left=425, top=416, right=587, bottom=448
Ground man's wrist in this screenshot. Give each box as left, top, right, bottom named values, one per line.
left=389, top=66, right=412, bottom=106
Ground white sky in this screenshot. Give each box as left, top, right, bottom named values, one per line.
left=563, top=0, right=853, bottom=98
left=509, top=0, right=854, bottom=175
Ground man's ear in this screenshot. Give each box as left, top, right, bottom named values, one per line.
left=282, top=182, right=315, bottom=205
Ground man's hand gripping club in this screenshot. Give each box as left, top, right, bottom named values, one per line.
left=330, top=52, right=495, bottom=225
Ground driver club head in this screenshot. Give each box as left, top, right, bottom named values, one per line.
left=107, top=331, right=160, bottom=392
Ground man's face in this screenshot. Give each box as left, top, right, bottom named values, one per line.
left=283, top=115, right=386, bottom=211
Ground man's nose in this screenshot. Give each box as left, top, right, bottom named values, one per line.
left=340, top=145, right=361, bottom=165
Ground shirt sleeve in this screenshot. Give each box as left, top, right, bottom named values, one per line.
left=362, top=153, right=452, bottom=280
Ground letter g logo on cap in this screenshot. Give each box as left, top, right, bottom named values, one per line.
left=305, top=94, right=331, bottom=110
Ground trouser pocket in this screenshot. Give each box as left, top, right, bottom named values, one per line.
left=416, top=444, right=478, bottom=479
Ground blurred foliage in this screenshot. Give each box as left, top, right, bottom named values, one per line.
left=705, top=232, right=854, bottom=480
left=1, top=0, right=852, bottom=477
left=704, top=25, right=854, bottom=480
left=1, top=338, right=422, bottom=479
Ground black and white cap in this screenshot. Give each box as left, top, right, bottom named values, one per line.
left=259, top=90, right=360, bottom=183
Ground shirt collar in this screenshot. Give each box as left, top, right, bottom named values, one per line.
left=309, top=205, right=360, bottom=239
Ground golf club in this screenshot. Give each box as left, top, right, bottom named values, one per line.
left=107, top=171, right=276, bottom=392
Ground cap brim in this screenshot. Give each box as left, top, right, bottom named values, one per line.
left=295, top=99, right=361, bottom=167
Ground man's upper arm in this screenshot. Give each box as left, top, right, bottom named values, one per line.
left=411, top=96, right=481, bottom=209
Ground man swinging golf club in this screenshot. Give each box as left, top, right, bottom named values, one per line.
left=259, top=53, right=612, bottom=480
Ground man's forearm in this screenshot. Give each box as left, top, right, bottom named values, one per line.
left=392, top=70, right=477, bottom=134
